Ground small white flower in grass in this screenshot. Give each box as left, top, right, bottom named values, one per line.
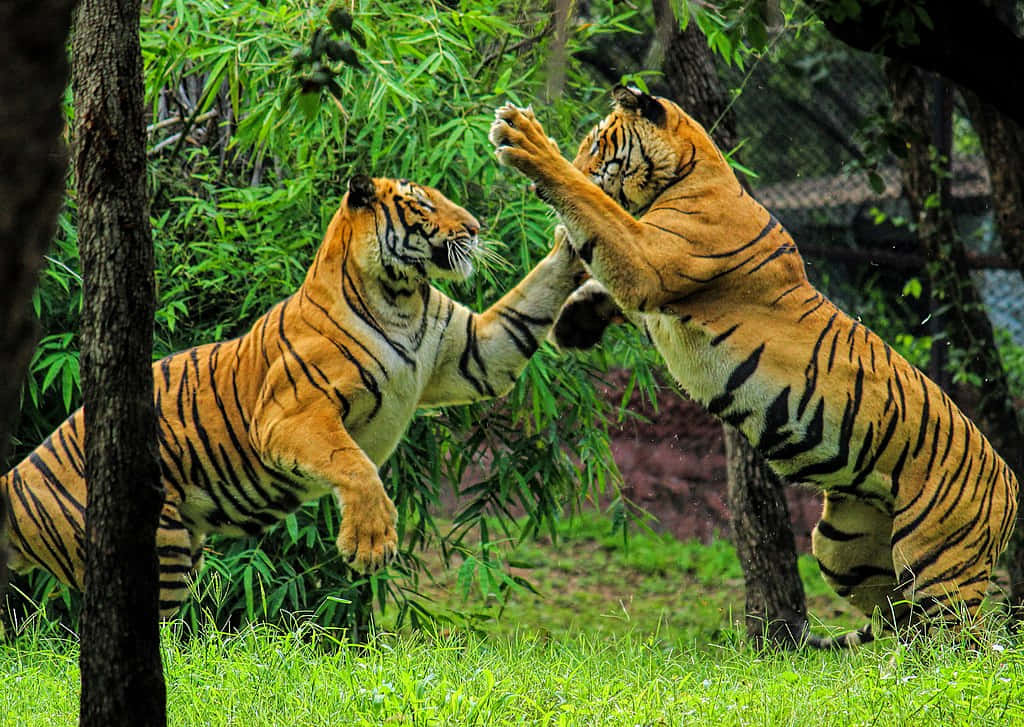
left=701, top=679, right=712, bottom=688
left=992, top=643, right=1006, bottom=653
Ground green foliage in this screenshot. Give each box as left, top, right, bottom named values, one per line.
left=394, top=509, right=859, bottom=644
left=7, top=0, right=661, bottom=633
left=5, top=619, right=1024, bottom=726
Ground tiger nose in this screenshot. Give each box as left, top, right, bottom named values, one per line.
left=464, top=216, right=481, bottom=236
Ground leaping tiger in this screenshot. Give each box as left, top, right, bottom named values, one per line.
left=2, top=175, right=583, bottom=618
left=488, top=86, right=1018, bottom=647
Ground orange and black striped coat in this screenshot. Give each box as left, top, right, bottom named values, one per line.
left=2, top=175, right=583, bottom=617
left=489, top=87, right=1018, bottom=647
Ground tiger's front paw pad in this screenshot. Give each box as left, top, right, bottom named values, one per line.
left=336, top=491, right=398, bottom=573
left=552, top=281, right=623, bottom=351
left=488, top=104, right=558, bottom=173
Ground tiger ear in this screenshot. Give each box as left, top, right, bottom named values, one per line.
left=347, top=174, right=376, bottom=208
left=611, top=85, right=666, bottom=127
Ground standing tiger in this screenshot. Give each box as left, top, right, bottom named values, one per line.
left=488, top=86, right=1018, bottom=647
left=2, top=175, right=583, bottom=618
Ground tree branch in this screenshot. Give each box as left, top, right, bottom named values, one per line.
left=809, top=1, right=1024, bottom=125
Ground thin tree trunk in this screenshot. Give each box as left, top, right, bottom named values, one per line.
left=963, top=92, right=1024, bottom=281
left=887, top=60, right=1024, bottom=620
left=73, top=0, right=166, bottom=724
left=961, top=89, right=1024, bottom=621
left=724, top=427, right=808, bottom=646
left=655, top=0, right=809, bottom=648
left=544, top=0, right=571, bottom=103
left=0, top=0, right=78, bottom=611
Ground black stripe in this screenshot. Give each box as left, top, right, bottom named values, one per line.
left=815, top=520, right=863, bottom=542
left=725, top=344, right=765, bottom=392
left=757, top=386, right=791, bottom=452
left=709, top=324, right=740, bottom=346
left=797, top=313, right=837, bottom=418
left=816, top=561, right=894, bottom=588
left=689, top=215, right=779, bottom=260
left=746, top=243, right=797, bottom=275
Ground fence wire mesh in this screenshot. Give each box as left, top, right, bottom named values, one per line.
left=720, top=49, right=1024, bottom=345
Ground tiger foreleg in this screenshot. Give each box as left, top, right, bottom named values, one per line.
left=489, top=106, right=677, bottom=313
left=250, top=403, right=397, bottom=573
left=421, top=225, right=585, bottom=407
left=551, top=279, right=625, bottom=351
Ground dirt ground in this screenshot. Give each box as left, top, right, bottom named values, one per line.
left=598, top=370, right=823, bottom=552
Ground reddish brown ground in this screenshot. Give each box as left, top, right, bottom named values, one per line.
left=599, top=370, right=823, bottom=552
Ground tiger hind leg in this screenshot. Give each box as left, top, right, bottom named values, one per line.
left=156, top=503, right=202, bottom=620
left=805, top=495, right=906, bottom=649
left=888, top=513, right=996, bottom=644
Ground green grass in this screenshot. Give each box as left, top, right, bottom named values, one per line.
left=3, top=512, right=1019, bottom=725
left=4, top=624, right=1024, bottom=726
left=390, top=509, right=862, bottom=644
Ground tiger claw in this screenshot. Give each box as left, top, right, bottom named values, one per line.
left=336, top=487, right=398, bottom=573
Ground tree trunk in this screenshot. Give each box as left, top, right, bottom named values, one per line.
left=961, top=89, right=1024, bottom=621
left=0, top=0, right=78, bottom=611
left=963, top=92, right=1024, bottom=280
left=886, top=60, right=1024, bottom=619
left=809, top=0, right=1024, bottom=127
left=654, top=0, right=809, bottom=648
left=724, top=427, right=808, bottom=646
left=73, top=0, right=166, bottom=724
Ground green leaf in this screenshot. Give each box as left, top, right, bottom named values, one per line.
left=902, top=277, right=923, bottom=300
left=297, top=89, right=320, bottom=120
left=868, top=171, right=886, bottom=194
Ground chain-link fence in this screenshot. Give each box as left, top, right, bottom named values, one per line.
left=721, top=49, right=1024, bottom=345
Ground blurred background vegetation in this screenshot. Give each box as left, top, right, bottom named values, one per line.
left=6, top=0, right=1023, bottom=638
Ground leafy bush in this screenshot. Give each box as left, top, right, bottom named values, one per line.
left=7, top=0, right=658, bottom=632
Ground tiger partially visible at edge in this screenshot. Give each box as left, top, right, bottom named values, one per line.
left=2, top=174, right=583, bottom=618
left=488, top=85, right=1018, bottom=648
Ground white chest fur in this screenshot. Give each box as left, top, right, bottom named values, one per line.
left=342, top=325, right=444, bottom=466
left=638, top=312, right=731, bottom=406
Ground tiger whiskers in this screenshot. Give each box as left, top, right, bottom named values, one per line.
left=472, top=238, right=514, bottom=274
left=446, top=235, right=477, bottom=277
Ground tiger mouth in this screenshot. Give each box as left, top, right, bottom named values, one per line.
left=430, top=235, right=478, bottom=275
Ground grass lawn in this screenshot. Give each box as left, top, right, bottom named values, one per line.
left=382, top=509, right=864, bottom=645
left=2, top=511, right=1021, bottom=725
left=3, top=624, right=1023, bottom=726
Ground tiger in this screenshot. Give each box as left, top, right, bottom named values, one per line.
left=2, top=174, right=583, bottom=618
left=488, top=85, right=1019, bottom=648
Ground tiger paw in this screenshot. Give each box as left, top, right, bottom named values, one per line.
left=551, top=279, right=625, bottom=350
left=488, top=104, right=564, bottom=180
left=336, top=486, right=398, bottom=573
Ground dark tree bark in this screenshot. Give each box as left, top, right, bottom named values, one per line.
left=809, top=0, right=1024, bottom=126
left=0, top=0, right=78, bottom=610
left=886, top=59, right=1024, bottom=619
left=724, top=428, right=809, bottom=646
left=654, top=0, right=809, bottom=648
left=73, top=0, right=166, bottom=724
left=961, top=90, right=1024, bottom=621
left=964, top=92, right=1024, bottom=275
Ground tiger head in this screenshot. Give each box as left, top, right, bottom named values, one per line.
left=572, top=85, right=730, bottom=214
left=343, top=175, right=481, bottom=281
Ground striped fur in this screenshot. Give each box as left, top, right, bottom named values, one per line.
left=2, top=175, right=583, bottom=618
left=489, top=87, right=1019, bottom=646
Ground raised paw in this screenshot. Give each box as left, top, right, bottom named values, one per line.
left=336, top=486, right=399, bottom=573
left=488, top=104, right=564, bottom=181
left=551, top=279, right=625, bottom=350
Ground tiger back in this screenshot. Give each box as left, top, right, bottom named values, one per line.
left=488, top=87, right=1019, bottom=647
left=2, top=175, right=583, bottom=618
